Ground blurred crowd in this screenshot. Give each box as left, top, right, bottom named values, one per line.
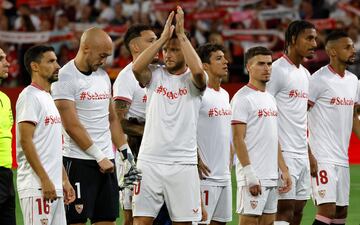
left=0, top=0, right=359, bottom=87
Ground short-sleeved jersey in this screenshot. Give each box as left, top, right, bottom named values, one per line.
left=51, top=60, right=113, bottom=160
left=138, top=66, right=204, bottom=164
left=0, top=91, right=13, bottom=168
left=113, top=62, right=146, bottom=122
left=266, top=56, right=309, bottom=157
left=308, top=65, right=360, bottom=167
left=231, top=85, right=278, bottom=186
left=16, top=84, right=63, bottom=198
left=197, top=87, right=232, bottom=186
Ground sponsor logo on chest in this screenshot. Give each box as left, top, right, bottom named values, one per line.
left=44, top=115, right=61, bottom=126
left=208, top=107, right=232, bottom=117
left=79, top=91, right=111, bottom=101
left=288, top=89, right=308, bottom=99
left=330, top=97, right=354, bottom=106
left=155, top=85, right=188, bottom=100
left=257, top=108, right=278, bottom=118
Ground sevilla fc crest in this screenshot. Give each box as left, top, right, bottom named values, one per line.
left=318, top=190, right=326, bottom=198
left=40, top=218, right=48, bottom=225
left=250, top=200, right=258, bottom=209
left=75, top=204, right=84, bottom=214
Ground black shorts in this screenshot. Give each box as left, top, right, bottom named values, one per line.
left=63, top=157, right=119, bottom=224
left=0, top=167, right=16, bottom=225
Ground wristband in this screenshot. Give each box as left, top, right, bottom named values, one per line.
left=86, top=144, right=106, bottom=162
left=118, top=143, right=135, bottom=163
left=243, top=164, right=259, bottom=187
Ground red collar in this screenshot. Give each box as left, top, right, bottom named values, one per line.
left=328, top=64, right=344, bottom=78
left=247, top=83, right=265, bottom=92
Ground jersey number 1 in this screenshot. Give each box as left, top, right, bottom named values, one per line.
left=203, top=190, right=209, bottom=206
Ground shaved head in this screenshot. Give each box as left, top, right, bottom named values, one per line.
left=80, top=27, right=112, bottom=50
left=76, top=27, right=113, bottom=72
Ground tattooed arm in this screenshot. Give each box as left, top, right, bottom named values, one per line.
left=114, top=99, right=144, bottom=136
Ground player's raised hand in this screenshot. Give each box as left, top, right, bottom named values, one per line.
left=41, top=178, right=57, bottom=201
left=278, top=170, right=292, bottom=193
left=63, top=179, right=76, bottom=205
left=159, top=11, right=175, bottom=42
left=98, top=158, right=115, bottom=173
left=175, top=6, right=185, bottom=36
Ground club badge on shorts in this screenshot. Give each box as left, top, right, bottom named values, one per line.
left=250, top=200, right=258, bottom=209
left=318, top=190, right=326, bottom=198
left=40, top=218, right=49, bottom=225
left=75, top=204, right=84, bottom=214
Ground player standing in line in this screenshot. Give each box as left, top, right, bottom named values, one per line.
left=266, top=20, right=318, bottom=225
left=51, top=28, right=140, bottom=225
left=0, top=47, right=16, bottom=225
left=132, top=6, right=207, bottom=225
left=308, top=31, right=360, bottom=225
left=113, top=24, right=170, bottom=225
left=16, top=45, right=75, bottom=225
left=196, top=43, right=232, bottom=225
left=232, top=46, right=291, bottom=225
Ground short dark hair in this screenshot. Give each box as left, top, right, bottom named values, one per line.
left=24, top=45, right=55, bottom=75
left=124, top=24, right=153, bottom=52
left=244, top=46, right=272, bottom=65
left=325, top=30, right=349, bottom=46
left=197, top=43, right=225, bottom=63
left=284, top=20, right=315, bottom=52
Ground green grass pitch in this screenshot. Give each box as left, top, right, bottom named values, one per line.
left=14, top=165, right=360, bottom=225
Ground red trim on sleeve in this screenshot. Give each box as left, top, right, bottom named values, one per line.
left=113, top=96, right=132, bottom=103
left=231, top=120, right=246, bottom=125
left=18, top=120, right=38, bottom=126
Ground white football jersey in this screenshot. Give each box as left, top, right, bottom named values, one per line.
left=266, top=56, right=309, bottom=157
left=308, top=65, right=360, bottom=167
left=51, top=60, right=114, bottom=160
left=16, top=84, right=63, bottom=198
left=138, top=66, right=204, bottom=164
left=113, top=62, right=147, bottom=122
left=231, top=84, right=279, bottom=186
left=197, top=87, right=232, bottom=186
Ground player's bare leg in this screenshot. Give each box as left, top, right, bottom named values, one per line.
left=133, top=216, right=154, bottom=225
left=276, top=199, right=295, bottom=223
left=313, top=203, right=336, bottom=224
left=259, top=213, right=276, bottom=225
left=292, top=200, right=307, bottom=225
left=332, top=206, right=347, bottom=225
left=239, top=215, right=258, bottom=225
left=123, top=210, right=133, bottom=225
left=210, top=220, right=226, bottom=225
